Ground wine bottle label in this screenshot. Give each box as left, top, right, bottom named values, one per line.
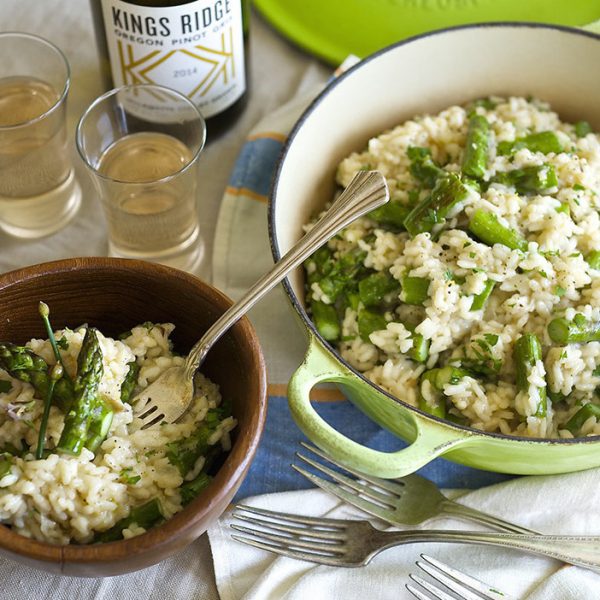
left=100, top=0, right=246, bottom=118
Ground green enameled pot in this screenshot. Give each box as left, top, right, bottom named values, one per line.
left=269, top=23, right=600, bottom=478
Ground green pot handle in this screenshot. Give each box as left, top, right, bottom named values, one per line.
left=288, top=336, right=473, bottom=478
left=583, top=19, right=600, bottom=34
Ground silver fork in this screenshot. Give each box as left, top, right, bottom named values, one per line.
left=407, top=554, right=514, bottom=600
left=293, top=443, right=537, bottom=534
left=131, top=170, right=389, bottom=428
left=230, top=505, right=600, bottom=571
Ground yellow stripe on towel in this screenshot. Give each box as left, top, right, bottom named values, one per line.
left=225, top=186, right=269, bottom=203
left=247, top=131, right=288, bottom=143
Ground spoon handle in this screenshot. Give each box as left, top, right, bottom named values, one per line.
left=184, top=170, right=389, bottom=376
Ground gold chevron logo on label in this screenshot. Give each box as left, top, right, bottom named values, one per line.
left=117, top=27, right=236, bottom=101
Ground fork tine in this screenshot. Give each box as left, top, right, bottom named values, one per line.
left=233, top=512, right=345, bottom=541
left=300, top=442, right=405, bottom=495
left=292, top=464, right=396, bottom=523
left=139, top=412, right=165, bottom=429
left=230, top=534, right=352, bottom=567
left=234, top=504, right=348, bottom=528
left=230, top=524, right=345, bottom=554
left=416, top=558, right=491, bottom=600
left=405, top=582, right=435, bottom=600
left=407, top=574, right=461, bottom=600
left=296, top=452, right=397, bottom=507
left=419, top=555, right=508, bottom=600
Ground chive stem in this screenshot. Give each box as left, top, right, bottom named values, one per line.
left=38, top=301, right=71, bottom=382
left=36, top=362, right=63, bottom=460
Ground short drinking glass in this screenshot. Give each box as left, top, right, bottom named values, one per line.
left=76, top=84, right=206, bottom=272
left=0, top=32, right=81, bottom=238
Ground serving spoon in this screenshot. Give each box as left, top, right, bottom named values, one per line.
left=133, top=170, right=389, bottom=428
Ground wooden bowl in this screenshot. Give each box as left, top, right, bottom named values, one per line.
left=0, top=257, right=267, bottom=576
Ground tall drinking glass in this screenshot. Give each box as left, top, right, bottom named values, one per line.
left=0, top=32, right=81, bottom=238
left=76, top=84, right=206, bottom=272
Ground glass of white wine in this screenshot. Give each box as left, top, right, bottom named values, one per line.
left=76, top=84, right=206, bottom=272
left=0, top=32, right=81, bottom=238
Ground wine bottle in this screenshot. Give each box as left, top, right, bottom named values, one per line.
left=90, top=0, right=249, bottom=139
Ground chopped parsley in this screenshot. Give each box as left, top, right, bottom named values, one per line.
left=119, top=468, right=141, bottom=485
left=554, top=286, right=566, bottom=297
left=56, top=337, right=69, bottom=350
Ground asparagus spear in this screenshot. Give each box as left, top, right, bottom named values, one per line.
left=565, top=403, right=600, bottom=435
left=95, top=498, right=163, bottom=543
left=368, top=201, right=412, bottom=230
left=0, top=339, right=112, bottom=454
left=514, top=333, right=547, bottom=417
left=418, top=370, right=446, bottom=418
left=358, top=272, right=400, bottom=307
left=310, top=300, right=341, bottom=342
left=418, top=366, right=469, bottom=419
left=409, top=331, right=429, bottom=363
left=468, top=209, right=528, bottom=252
left=407, top=146, right=445, bottom=188
left=432, top=366, right=471, bottom=388
left=493, top=164, right=558, bottom=194
left=357, top=308, right=387, bottom=342
left=403, top=173, right=471, bottom=237
left=462, top=115, right=490, bottom=179
left=585, top=250, right=600, bottom=271
left=57, top=327, right=104, bottom=455
left=497, top=131, right=563, bottom=156
left=400, top=275, right=430, bottom=305
left=180, top=472, right=212, bottom=506
left=120, top=361, right=140, bottom=404
left=467, top=98, right=498, bottom=114
left=418, top=366, right=469, bottom=418
left=548, top=390, right=566, bottom=404
left=84, top=399, right=114, bottom=453
left=0, top=343, right=74, bottom=411
left=166, top=409, right=222, bottom=476
left=0, top=453, right=13, bottom=480
left=548, top=314, right=600, bottom=344
left=305, top=246, right=334, bottom=286
left=574, top=121, right=592, bottom=138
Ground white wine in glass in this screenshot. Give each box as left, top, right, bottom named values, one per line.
left=77, top=84, right=206, bottom=272
left=0, top=34, right=81, bottom=239
left=97, top=131, right=200, bottom=264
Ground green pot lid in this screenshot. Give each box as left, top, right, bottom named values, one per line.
left=254, top=0, right=600, bottom=65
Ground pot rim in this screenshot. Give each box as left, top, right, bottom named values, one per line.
left=269, top=21, right=600, bottom=446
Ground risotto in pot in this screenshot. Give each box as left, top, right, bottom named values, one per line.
left=0, top=320, right=235, bottom=544
left=304, top=97, right=600, bottom=439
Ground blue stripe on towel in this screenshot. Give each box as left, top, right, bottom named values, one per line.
left=228, top=137, right=284, bottom=196
left=235, top=396, right=513, bottom=500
